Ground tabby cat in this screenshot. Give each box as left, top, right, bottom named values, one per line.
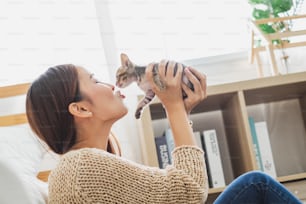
left=116, top=53, right=194, bottom=119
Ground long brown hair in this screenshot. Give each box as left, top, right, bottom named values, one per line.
left=26, top=64, right=80, bottom=154
left=26, top=64, right=120, bottom=155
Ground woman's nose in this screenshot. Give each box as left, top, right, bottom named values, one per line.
left=108, top=84, right=115, bottom=91
left=102, top=82, right=115, bottom=91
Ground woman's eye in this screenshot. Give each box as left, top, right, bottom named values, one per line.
left=93, top=78, right=101, bottom=83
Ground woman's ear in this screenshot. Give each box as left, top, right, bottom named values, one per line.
left=68, top=102, right=93, bottom=118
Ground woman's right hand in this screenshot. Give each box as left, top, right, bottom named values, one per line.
left=145, top=60, right=185, bottom=113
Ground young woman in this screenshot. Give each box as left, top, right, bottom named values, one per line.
left=26, top=61, right=302, bottom=204
left=26, top=61, right=208, bottom=203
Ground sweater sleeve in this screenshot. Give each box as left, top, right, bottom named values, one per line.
left=74, top=146, right=208, bottom=204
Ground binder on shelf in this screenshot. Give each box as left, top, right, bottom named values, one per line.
left=203, top=129, right=226, bottom=188
left=165, top=128, right=175, bottom=164
left=255, top=121, right=277, bottom=178
left=154, top=135, right=171, bottom=169
left=248, top=117, right=264, bottom=171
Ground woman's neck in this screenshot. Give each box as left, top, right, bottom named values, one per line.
left=71, top=120, right=112, bottom=151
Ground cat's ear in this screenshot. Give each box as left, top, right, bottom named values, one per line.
left=120, top=53, right=130, bottom=67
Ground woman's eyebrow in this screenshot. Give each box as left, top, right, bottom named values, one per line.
left=89, top=73, right=94, bottom=79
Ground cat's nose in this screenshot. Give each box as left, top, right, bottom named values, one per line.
left=116, top=82, right=121, bottom=87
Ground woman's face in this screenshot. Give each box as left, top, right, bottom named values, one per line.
left=76, top=66, right=128, bottom=121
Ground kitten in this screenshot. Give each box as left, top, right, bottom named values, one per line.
left=116, top=53, right=193, bottom=119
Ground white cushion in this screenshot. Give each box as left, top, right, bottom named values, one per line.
left=0, top=160, right=48, bottom=204
left=0, top=124, right=48, bottom=203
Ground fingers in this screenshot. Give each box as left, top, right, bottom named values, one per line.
left=184, top=67, right=207, bottom=99
left=158, top=60, right=167, bottom=80
left=188, top=67, right=207, bottom=92
left=166, top=61, right=175, bottom=77
left=156, top=60, right=183, bottom=84
left=175, top=63, right=183, bottom=79
left=158, top=60, right=181, bottom=77
left=181, top=80, right=193, bottom=96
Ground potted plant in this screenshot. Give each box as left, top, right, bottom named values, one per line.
left=248, top=0, right=305, bottom=73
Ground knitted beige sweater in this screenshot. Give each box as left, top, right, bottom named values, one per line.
left=48, top=146, right=208, bottom=204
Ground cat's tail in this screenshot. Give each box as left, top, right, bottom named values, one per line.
left=135, top=91, right=155, bottom=119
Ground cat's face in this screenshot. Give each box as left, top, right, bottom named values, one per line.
left=116, top=67, right=130, bottom=88
left=116, top=53, right=136, bottom=88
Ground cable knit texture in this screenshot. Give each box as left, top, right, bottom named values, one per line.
left=48, top=146, right=208, bottom=204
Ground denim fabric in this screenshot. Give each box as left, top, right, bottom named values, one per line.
left=214, top=171, right=302, bottom=204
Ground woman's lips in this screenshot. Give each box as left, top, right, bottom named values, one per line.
left=115, top=90, right=125, bottom=99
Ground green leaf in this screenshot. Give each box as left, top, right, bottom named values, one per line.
left=259, top=24, right=276, bottom=33
left=248, top=0, right=269, bottom=5
left=252, top=8, right=270, bottom=19
left=271, top=0, right=293, bottom=14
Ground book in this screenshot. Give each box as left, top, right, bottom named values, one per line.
left=193, top=131, right=214, bottom=188
left=248, top=117, right=264, bottom=171
left=203, top=129, right=226, bottom=188
left=200, top=134, right=213, bottom=188
left=165, top=128, right=175, bottom=164
left=154, top=135, right=171, bottom=169
left=255, top=121, right=277, bottom=178
left=193, top=131, right=204, bottom=149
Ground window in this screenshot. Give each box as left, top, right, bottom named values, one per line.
left=99, top=0, right=252, bottom=63
left=0, top=0, right=108, bottom=86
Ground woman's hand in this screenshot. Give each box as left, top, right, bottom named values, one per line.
left=146, top=61, right=207, bottom=148
left=182, top=67, right=207, bottom=114
left=145, top=60, right=185, bottom=112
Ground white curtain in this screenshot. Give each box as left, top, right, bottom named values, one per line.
left=95, top=0, right=252, bottom=63
left=0, top=0, right=109, bottom=86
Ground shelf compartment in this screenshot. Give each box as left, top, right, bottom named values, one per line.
left=243, top=81, right=306, bottom=106
left=246, top=99, right=306, bottom=177
left=222, top=91, right=256, bottom=177
left=190, top=110, right=234, bottom=186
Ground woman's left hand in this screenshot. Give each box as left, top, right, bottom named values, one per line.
left=182, top=67, right=207, bottom=114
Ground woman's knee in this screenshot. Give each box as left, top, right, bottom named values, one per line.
left=240, top=170, right=273, bottom=185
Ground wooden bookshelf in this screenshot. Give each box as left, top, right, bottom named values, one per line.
left=137, top=71, right=306, bottom=202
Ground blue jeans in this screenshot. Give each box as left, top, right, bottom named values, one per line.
left=214, top=171, right=302, bottom=204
